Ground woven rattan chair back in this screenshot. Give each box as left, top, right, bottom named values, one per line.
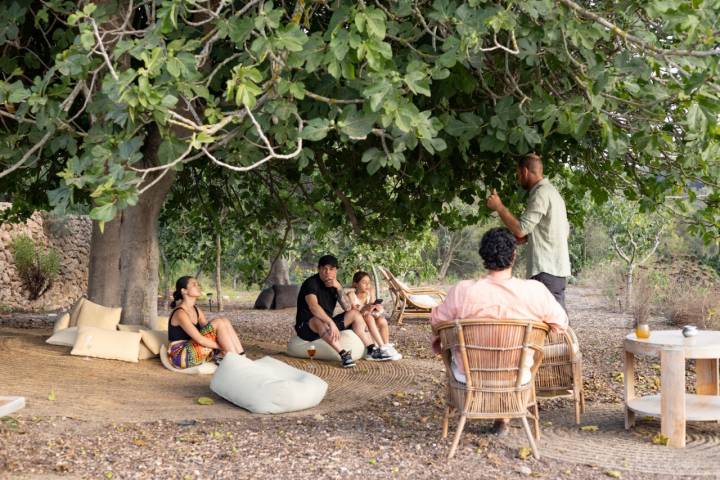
left=433, top=318, right=549, bottom=459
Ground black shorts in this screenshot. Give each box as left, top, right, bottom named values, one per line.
left=295, top=312, right=348, bottom=341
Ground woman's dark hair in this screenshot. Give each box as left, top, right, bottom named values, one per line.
left=170, top=276, right=193, bottom=308
left=352, top=271, right=370, bottom=285
left=478, top=228, right=516, bottom=271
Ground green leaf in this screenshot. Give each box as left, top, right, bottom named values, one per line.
left=90, top=203, right=117, bottom=223
left=364, top=8, right=387, bottom=39
left=338, top=107, right=377, bottom=138
left=166, top=57, right=183, bottom=78
left=301, top=118, right=332, bottom=141
left=80, top=30, right=95, bottom=50
left=196, top=396, right=215, bottom=405
left=404, top=71, right=431, bottom=96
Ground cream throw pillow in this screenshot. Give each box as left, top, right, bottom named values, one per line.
left=158, top=344, right=217, bottom=375
left=71, top=326, right=141, bottom=363
left=140, top=330, right=167, bottom=355
left=68, top=297, right=87, bottom=327
left=53, top=313, right=70, bottom=333
left=210, top=353, right=328, bottom=414
left=117, top=324, right=144, bottom=332
left=153, top=316, right=169, bottom=331
left=46, top=327, right=78, bottom=347
left=75, top=300, right=122, bottom=331
left=286, top=330, right=364, bottom=361
left=138, top=342, right=157, bottom=360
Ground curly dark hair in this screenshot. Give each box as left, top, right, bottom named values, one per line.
left=478, top=228, right=516, bottom=271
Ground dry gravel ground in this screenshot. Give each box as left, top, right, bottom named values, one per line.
left=0, top=285, right=701, bottom=479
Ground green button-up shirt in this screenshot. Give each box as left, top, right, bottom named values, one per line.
left=519, top=178, right=571, bottom=278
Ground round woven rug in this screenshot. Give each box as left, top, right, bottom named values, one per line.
left=495, top=403, right=720, bottom=476
left=0, top=330, right=413, bottom=423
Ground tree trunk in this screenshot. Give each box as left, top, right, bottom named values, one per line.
left=625, top=263, right=635, bottom=311
left=232, top=274, right=239, bottom=290
left=87, top=126, right=175, bottom=326
left=438, top=230, right=462, bottom=279
left=159, top=245, right=171, bottom=308
left=267, top=256, right=290, bottom=286
left=215, top=233, right=223, bottom=312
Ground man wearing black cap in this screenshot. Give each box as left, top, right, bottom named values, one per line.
left=295, top=254, right=391, bottom=367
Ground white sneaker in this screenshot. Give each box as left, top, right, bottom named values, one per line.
left=381, top=344, right=402, bottom=361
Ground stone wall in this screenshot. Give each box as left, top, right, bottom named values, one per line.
left=0, top=203, right=91, bottom=311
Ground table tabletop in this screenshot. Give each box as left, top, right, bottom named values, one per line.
left=625, top=330, right=720, bottom=359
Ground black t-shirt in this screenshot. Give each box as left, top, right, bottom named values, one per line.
left=295, top=274, right=338, bottom=326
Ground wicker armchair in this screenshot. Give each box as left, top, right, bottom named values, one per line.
left=433, top=318, right=549, bottom=459
left=534, top=327, right=585, bottom=424
left=378, top=267, right=446, bottom=325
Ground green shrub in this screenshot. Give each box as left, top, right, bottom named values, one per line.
left=10, top=235, right=61, bottom=300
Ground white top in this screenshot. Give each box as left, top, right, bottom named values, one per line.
left=625, top=330, right=720, bottom=359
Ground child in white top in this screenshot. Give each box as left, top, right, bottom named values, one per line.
left=349, top=271, right=402, bottom=361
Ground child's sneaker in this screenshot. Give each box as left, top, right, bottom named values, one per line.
left=366, top=346, right=392, bottom=361
left=340, top=350, right=356, bottom=368
left=381, top=344, right=402, bottom=361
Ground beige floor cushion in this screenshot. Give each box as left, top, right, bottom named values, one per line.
left=117, top=324, right=144, bottom=332
left=70, top=326, right=140, bottom=363
left=53, top=313, right=70, bottom=333
left=138, top=342, right=157, bottom=360
left=210, top=353, right=327, bottom=414
left=75, top=299, right=122, bottom=330
left=140, top=330, right=167, bottom=355
left=67, top=297, right=87, bottom=327
left=153, top=315, right=169, bottom=331
left=286, top=330, right=364, bottom=361
left=158, top=344, right=217, bottom=375
left=46, top=327, right=78, bottom=347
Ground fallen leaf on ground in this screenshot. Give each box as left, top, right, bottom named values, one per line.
left=651, top=433, right=669, bottom=446
left=580, top=425, right=599, bottom=431
left=132, top=438, right=145, bottom=446
left=48, top=389, right=56, bottom=401
left=517, top=447, right=532, bottom=460
left=605, top=470, right=621, bottom=478
left=612, top=372, right=624, bottom=382
left=196, top=396, right=214, bottom=405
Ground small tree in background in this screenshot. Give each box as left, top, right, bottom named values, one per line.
left=10, top=235, right=60, bottom=300
left=598, top=199, right=667, bottom=309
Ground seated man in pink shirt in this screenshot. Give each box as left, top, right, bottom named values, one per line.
left=431, top=227, right=568, bottom=435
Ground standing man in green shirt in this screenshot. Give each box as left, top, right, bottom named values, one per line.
left=486, top=153, right=571, bottom=310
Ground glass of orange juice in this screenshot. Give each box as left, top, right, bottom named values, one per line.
left=635, top=323, right=650, bottom=339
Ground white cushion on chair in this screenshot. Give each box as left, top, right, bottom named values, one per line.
left=159, top=344, right=217, bottom=374
left=286, top=330, right=364, bottom=361
left=407, top=294, right=441, bottom=308
left=451, top=348, right=535, bottom=386
left=210, top=353, right=327, bottom=414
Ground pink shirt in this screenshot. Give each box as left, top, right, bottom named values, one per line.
left=430, top=276, right=568, bottom=354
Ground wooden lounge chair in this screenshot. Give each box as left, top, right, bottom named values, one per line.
left=433, top=318, right=549, bottom=459
left=535, top=327, right=585, bottom=424
left=0, top=396, right=25, bottom=417
left=378, top=267, right=446, bottom=325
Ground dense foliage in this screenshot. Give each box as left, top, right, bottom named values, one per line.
left=1, top=0, right=719, bottom=277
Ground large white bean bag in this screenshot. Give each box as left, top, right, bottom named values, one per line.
left=210, top=353, right=327, bottom=414
left=287, top=330, right=364, bottom=361
left=159, top=344, right=217, bottom=375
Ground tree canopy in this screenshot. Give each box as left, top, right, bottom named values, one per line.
left=1, top=0, right=719, bottom=297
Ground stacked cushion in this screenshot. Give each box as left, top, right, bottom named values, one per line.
left=70, top=326, right=141, bottom=363
left=210, top=353, right=327, bottom=414
left=46, top=327, right=78, bottom=347
left=75, top=300, right=122, bottom=330
left=287, top=330, right=364, bottom=361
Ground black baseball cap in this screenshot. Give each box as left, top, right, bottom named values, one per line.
left=318, top=254, right=339, bottom=268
